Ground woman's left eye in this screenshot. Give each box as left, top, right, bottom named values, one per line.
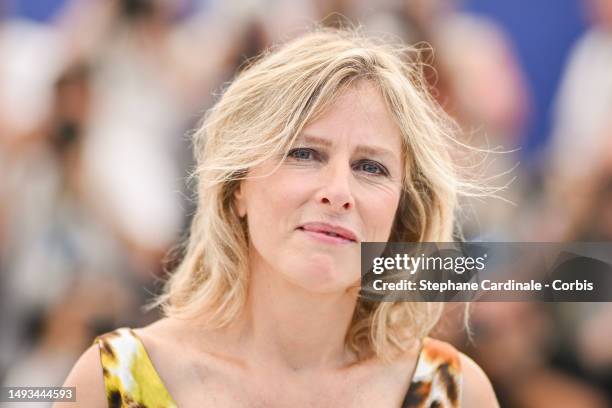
left=355, top=160, right=389, bottom=176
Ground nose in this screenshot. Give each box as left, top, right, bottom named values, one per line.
left=316, top=160, right=355, bottom=212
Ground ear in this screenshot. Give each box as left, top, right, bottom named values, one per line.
left=233, top=182, right=247, bottom=218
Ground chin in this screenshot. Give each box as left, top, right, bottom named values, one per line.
left=289, top=255, right=357, bottom=293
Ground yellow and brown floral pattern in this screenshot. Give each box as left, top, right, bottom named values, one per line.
left=401, top=338, right=463, bottom=407
left=96, top=328, right=177, bottom=408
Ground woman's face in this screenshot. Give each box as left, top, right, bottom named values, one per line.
left=235, top=82, right=404, bottom=293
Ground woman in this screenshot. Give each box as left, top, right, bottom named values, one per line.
left=58, top=28, right=498, bottom=407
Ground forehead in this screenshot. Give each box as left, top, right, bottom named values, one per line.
left=298, top=82, right=404, bottom=158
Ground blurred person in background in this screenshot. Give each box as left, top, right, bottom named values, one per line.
left=2, top=276, right=134, bottom=396
left=464, top=301, right=610, bottom=408
left=1, top=62, right=143, bottom=384
left=532, top=4, right=612, bottom=404
left=545, top=0, right=612, bottom=240
left=0, top=3, right=68, bottom=381
left=361, top=0, right=528, bottom=132
left=56, top=0, right=192, bottom=277
left=0, top=0, right=67, bottom=258
left=0, top=0, right=220, bottom=386
left=548, top=136, right=612, bottom=404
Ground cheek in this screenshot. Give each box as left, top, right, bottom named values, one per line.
left=358, top=184, right=401, bottom=240
left=243, top=173, right=311, bottom=245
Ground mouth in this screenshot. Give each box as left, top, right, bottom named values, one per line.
left=297, top=222, right=359, bottom=244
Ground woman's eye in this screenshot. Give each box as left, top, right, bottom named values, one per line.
left=288, top=148, right=316, bottom=161
left=355, top=160, right=389, bottom=176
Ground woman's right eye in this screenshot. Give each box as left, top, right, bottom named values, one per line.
left=288, top=148, right=317, bottom=161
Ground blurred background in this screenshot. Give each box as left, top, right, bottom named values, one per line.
left=0, top=0, right=611, bottom=407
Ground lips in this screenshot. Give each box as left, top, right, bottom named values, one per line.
left=297, top=222, right=358, bottom=243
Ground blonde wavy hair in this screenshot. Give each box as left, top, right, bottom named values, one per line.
left=157, top=27, right=475, bottom=362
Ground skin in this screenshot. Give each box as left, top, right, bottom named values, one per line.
left=236, top=82, right=405, bottom=294
left=57, top=82, right=499, bottom=407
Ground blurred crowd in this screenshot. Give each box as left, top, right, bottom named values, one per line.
left=0, top=0, right=611, bottom=407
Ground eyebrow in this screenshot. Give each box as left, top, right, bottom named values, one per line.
left=296, top=134, right=401, bottom=164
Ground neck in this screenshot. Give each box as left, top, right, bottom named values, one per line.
left=229, top=256, right=360, bottom=372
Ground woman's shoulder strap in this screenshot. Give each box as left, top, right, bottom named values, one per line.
left=95, top=327, right=177, bottom=408
left=401, top=337, right=463, bottom=408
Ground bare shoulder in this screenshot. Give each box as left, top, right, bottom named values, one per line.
left=53, top=344, right=106, bottom=408
left=132, top=316, right=178, bottom=338
left=54, top=319, right=178, bottom=408
left=131, top=317, right=185, bottom=352
left=459, top=352, right=500, bottom=408
left=133, top=316, right=220, bottom=352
